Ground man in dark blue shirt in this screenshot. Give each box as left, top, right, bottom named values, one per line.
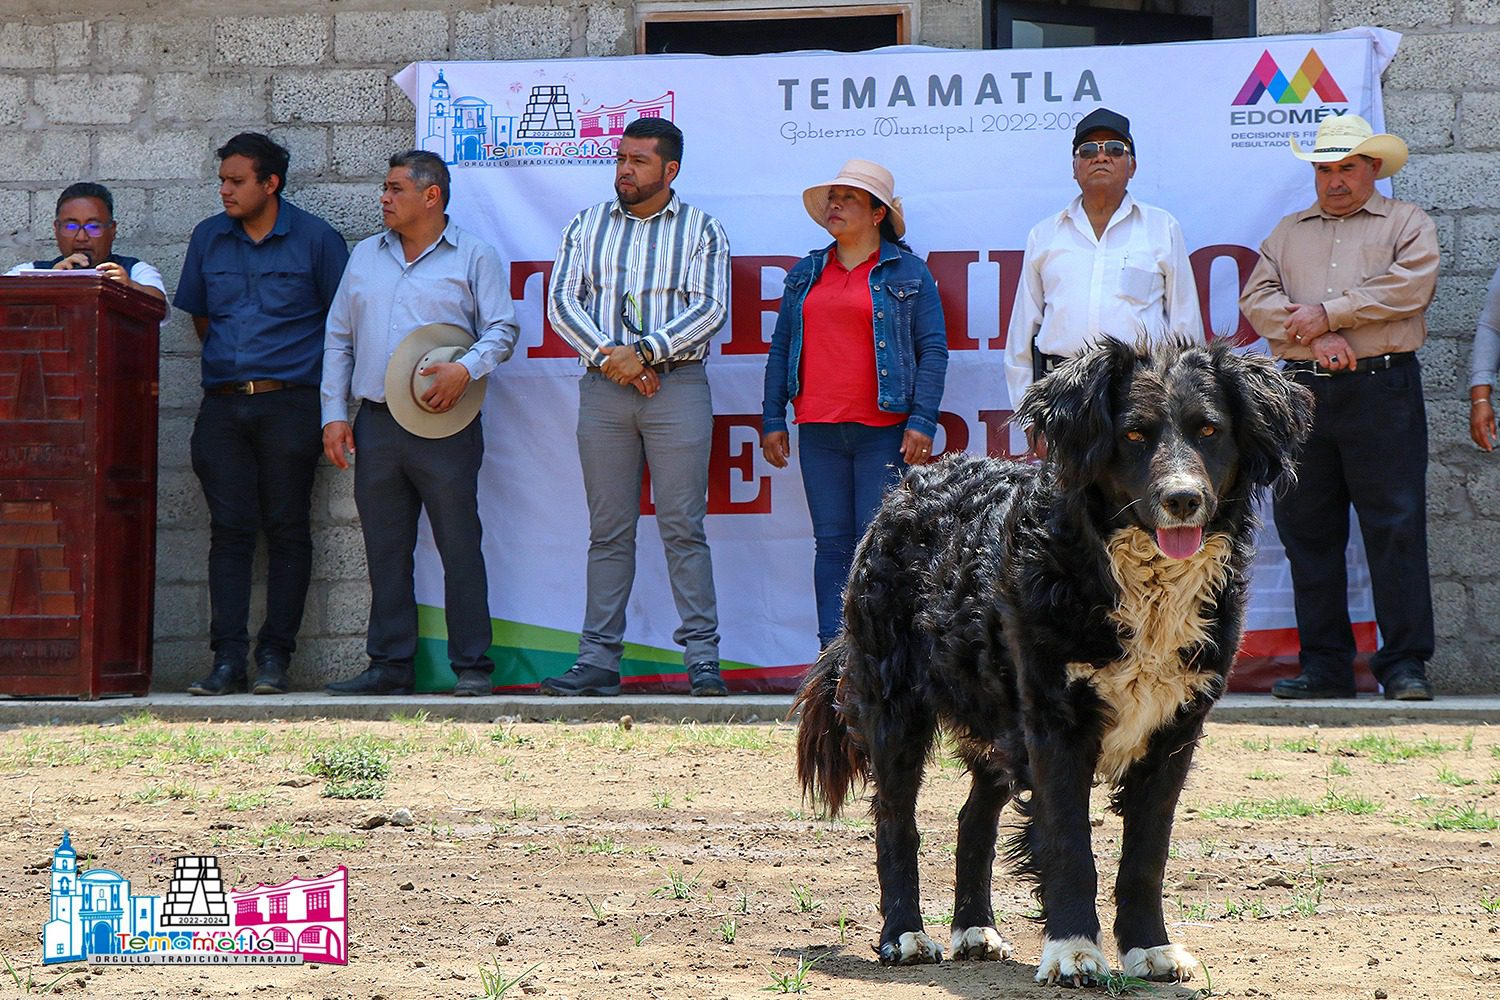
left=173, top=132, right=349, bottom=696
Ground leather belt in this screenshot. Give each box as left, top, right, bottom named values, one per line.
left=1282, top=351, right=1415, bottom=376
left=205, top=379, right=292, bottom=396
left=587, top=358, right=702, bottom=376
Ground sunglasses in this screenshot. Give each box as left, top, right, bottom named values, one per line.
left=55, top=221, right=112, bottom=237
left=1074, top=140, right=1131, bottom=160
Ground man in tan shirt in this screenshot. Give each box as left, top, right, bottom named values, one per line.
left=1241, top=114, right=1439, bottom=701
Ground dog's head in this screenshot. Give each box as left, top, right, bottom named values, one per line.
left=1014, top=339, right=1314, bottom=559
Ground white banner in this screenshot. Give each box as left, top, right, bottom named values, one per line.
left=395, top=31, right=1394, bottom=691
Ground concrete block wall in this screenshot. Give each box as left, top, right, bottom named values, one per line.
left=2, top=0, right=1496, bottom=692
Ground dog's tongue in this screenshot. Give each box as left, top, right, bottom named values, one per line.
left=1155, top=526, right=1203, bottom=560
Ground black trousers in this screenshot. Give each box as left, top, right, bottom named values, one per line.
left=190, top=386, right=322, bottom=666
left=1272, top=361, right=1434, bottom=684
left=352, top=404, right=494, bottom=674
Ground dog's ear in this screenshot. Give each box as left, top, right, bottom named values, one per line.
left=1210, top=341, right=1315, bottom=492
left=1014, top=339, right=1137, bottom=489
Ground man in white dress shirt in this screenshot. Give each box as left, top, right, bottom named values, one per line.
left=1004, top=108, right=1202, bottom=408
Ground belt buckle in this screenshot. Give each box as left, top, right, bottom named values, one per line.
left=236, top=381, right=255, bottom=395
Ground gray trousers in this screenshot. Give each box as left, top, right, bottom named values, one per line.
left=575, top=367, right=719, bottom=671
left=353, top=403, right=494, bottom=674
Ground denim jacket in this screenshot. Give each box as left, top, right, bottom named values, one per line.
left=762, top=239, right=948, bottom=438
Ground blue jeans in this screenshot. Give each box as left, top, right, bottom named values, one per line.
left=797, top=421, right=907, bottom=646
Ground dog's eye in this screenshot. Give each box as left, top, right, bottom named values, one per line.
left=1124, top=430, right=1145, bottom=443
left=1199, top=424, right=1218, bottom=438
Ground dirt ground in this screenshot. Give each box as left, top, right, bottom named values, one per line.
left=1, top=714, right=1498, bottom=1000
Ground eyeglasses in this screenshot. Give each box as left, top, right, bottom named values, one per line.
left=1074, top=140, right=1130, bottom=160
left=55, top=221, right=112, bottom=237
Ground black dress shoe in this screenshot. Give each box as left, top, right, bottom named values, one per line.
left=252, top=654, right=290, bottom=695
left=452, top=668, right=493, bottom=697
left=538, top=663, right=620, bottom=696
left=688, top=660, right=728, bottom=697
left=1270, top=673, right=1356, bottom=700
left=186, top=662, right=247, bottom=696
left=1383, top=670, right=1434, bottom=701
left=325, top=664, right=414, bottom=696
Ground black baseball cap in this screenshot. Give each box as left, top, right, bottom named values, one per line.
left=1073, top=108, right=1134, bottom=155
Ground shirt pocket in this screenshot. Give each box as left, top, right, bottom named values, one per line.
left=256, top=269, right=317, bottom=319
left=203, top=268, right=245, bottom=314
left=1118, top=263, right=1162, bottom=306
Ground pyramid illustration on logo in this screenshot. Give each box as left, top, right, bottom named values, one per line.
left=160, top=856, right=230, bottom=927
left=1233, top=50, right=1347, bottom=106
left=518, top=85, right=576, bottom=139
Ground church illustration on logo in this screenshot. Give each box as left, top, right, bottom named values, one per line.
left=43, top=831, right=160, bottom=962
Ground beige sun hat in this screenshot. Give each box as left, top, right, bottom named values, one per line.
left=802, top=159, right=906, bottom=238
left=1290, top=113, right=1408, bottom=179
left=384, top=323, right=485, bottom=439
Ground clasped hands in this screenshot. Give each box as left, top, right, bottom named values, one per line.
left=601, top=345, right=659, bottom=397
left=1285, top=303, right=1353, bottom=371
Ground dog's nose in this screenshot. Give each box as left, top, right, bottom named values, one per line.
left=1161, top=489, right=1203, bottom=520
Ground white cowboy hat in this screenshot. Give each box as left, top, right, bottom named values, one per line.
left=1290, top=113, right=1408, bottom=179
left=383, top=323, right=485, bottom=439
left=802, top=159, right=906, bottom=239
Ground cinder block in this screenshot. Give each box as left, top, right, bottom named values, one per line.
left=1426, top=457, right=1470, bottom=515
left=1461, top=0, right=1500, bottom=25
left=1396, top=151, right=1500, bottom=211
left=485, top=5, right=574, bottom=61
left=1467, top=461, right=1500, bottom=516
left=156, top=468, right=208, bottom=526
left=1469, top=581, right=1500, bottom=640
left=1429, top=274, right=1490, bottom=333
left=1461, top=92, right=1500, bottom=151
left=149, top=640, right=203, bottom=691
left=155, top=527, right=208, bottom=584
left=1382, top=91, right=1455, bottom=152
left=452, top=12, right=493, bottom=60
left=272, top=69, right=387, bottom=124
left=1330, top=0, right=1454, bottom=30
left=388, top=80, right=416, bottom=124
left=333, top=11, right=451, bottom=64
left=920, top=0, right=982, bottom=49
left=1424, top=642, right=1485, bottom=693
left=154, top=582, right=208, bottom=639
left=0, top=23, right=80, bottom=70
left=54, top=21, right=88, bottom=69
left=159, top=354, right=204, bottom=410
left=332, top=124, right=416, bottom=178
left=311, top=525, right=368, bottom=581
left=1456, top=213, right=1500, bottom=272
left=325, top=580, right=372, bottom=635
left=1383, top=31, right=1500, bottom=91
left=34, top=73, right=147, bottom=125
left=1419, top=334, right=1465, bottom=398
left=95, top=20, right=216, bottom=70
left=1434, top=213, right=1457, bottom=266
left=298, top=636, right=369, bottom=688
left=0, top=189, right=27, bottom=240
left=215, top=15, right=329, bottom=67
left=1432, top=580, right=1468, bottom=639
left=155, top=72, right=266, bottom=123
left=270, top=125, right=332, bottom=180
left=0, top=74, right=24, bottom=127
left=1254, top=0, right=1323, bottom=34
left=586, top=7, right=630, bottom=57
left=0, top=131, right=86, bottom=182
left=99, top=130, right=214, bottom=181
left=149, top=184, right=225, bottom=240
left=291, top=181, right=382, bottom=240
left=323, top=464, right=359, bottom=521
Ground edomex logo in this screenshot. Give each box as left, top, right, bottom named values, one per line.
left=1233, top=49, right=1347, bottom=106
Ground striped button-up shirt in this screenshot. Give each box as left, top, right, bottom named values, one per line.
left=548, top=192, right=730, bottom=366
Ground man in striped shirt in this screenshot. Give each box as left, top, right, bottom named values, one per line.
left=543, top=117, right=731, bottom=698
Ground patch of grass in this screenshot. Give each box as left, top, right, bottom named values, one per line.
left=630, top=925, right=649, bottom=947
left=668, top=722, right=785, bottom=752
left=1100, top=971, right=1157, bottom=997
left=1245, top=770, right=1282, bottom=782
left=1437, top=766, right=1478, bottom=788
left=837, top=907, right=851, bottom=943
left=1428, top=804, right=1499, bottom=832
left=736, top=889, right=753, bottom=914
left=1177, top=897, right=1211, bottom=921
left=1339, top=732, right=1449, bottom=764
left=2, top=953, right=82, bottom=995
left=1479, top=895, right=1500, bottom=914
left=1277, top=734, right=1321, bottom=754
left=1326, top=760, right=1352, bottom=778
left=389, top=708, right=431, bottom=725
left=215, top=822, right=365, bottom=852
left=585, top=896, right=606, bottom=924
left=1199, top=791, right=1375, bottom=821
left=223, top=790, right=271, bottom=812
left=320, top=779, right=385, bottom=800
left=1284, top=879, right=1324, bottom=917
left=1223, top=898, right=1270, bottom=920
left=652, top=867, right=700, bottom=901
left=508, top=799, right=539, bottom=821
left=651, top=790, right=673, bottom=809
left=719, top=917, right=738, bottom=943
left=580, top=835, right=625, bottom=856
left=474, top=958, right=539, bottom=999
left=791, top=884, right=823, bottom=913
left=764, top=954, right=823, bottom=994
left=308, top=739, right=391, bottom=800
left=488, top=725, right=532, bottom=748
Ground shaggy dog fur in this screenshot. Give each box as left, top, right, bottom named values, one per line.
left=794, top=339, right=1313, bottom=984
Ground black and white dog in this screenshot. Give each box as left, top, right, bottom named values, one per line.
left=794, top=340, right=1313, bottom=984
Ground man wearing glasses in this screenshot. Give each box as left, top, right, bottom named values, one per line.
left=1004, top=108, right=1202, bottom=409
left=6, top=182, right=167, bottom=305
left=173, top=133, right=349, bottom=697
left=543, top=117, right=731, bottom=698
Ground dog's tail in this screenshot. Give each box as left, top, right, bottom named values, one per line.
left=792, top=637, right=866, bottom=818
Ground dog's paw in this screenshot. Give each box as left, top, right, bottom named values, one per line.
left=1034, top=935, right=1110, bottom=985
left=878, top=931, right=943, bottom=965
left=950, top=926, right=1014, bottom=961
left=1120, top=943, right=1201, bottom=982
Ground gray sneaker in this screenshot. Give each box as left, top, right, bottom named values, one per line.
left=688, top=661, right=727, bottom=697
left=538, top=663, right=621, bottom=697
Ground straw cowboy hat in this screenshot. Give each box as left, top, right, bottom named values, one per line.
left=1290, top=113, right=1409, bottom=179
left=803, top=159, right=906, bottom=238
left=384, top=323, right=485, bottom=439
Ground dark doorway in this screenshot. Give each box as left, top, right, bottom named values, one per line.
left=642, top=10, right=907, bottom=56
left=986, top=0, right=1243, bottom=49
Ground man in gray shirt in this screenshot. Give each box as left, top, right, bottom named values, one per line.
left=320, top=150, right=519, bottom=696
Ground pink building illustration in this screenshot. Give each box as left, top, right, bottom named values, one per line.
left=578, top=93, right=676, bottom=139
left=230, top=867, right=348, bottom=964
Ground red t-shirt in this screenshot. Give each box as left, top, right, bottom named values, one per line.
left=793, top=250, right=905, bottom=427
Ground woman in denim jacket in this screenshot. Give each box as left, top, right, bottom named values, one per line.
left=761, top=160, right=948, bottom=649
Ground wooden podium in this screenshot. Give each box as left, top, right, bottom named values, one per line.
left=0, top=275, right=166, bottom=698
